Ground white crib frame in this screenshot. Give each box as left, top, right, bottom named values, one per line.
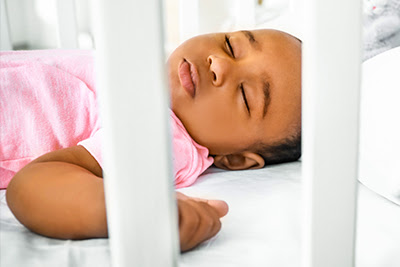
left=56, top=0, right=78, bottom=49
left=91, top=0, right=179, bottom=266
left=301, top=0, right=361, bottom=266
left=91, top=0, right=362, bottom=266
left=0, top=0, right=12, bottom=50
left=3, top=0, right=362, bottom=266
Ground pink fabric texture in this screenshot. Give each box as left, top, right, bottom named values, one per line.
left=0, top=49, right=213, bottom=189
left=78, top=111, right=214, bottom=189
left=0, top=50, right=100, bottom=189
left=169, top=110, right=214, bottom=188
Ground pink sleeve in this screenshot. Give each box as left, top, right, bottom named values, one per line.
left=76, top=112, right=213, bottom=189
left=170, top=110, right=214, bottom=188
left=77, top=128, right=104, bottom=168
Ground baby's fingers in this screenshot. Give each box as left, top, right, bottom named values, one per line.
left=176, top=192, right=229, bottom=217
left=178, top=199, right=200, bottom=250
left=187, top=195, right=229, bottom=218
left=201, top=199, right=229, bottom=218
left=177, top=198, right=222, bottom=252
left=186, top=200, right=222, bottom=246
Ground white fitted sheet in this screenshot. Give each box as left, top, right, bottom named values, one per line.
left=1, top=161, right=400, bottom=267
left=358, top=46, right=400, bottom=206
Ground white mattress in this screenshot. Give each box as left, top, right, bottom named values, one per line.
left=179, top=163, right=400, bottom=267
left=1, top=161, right=400, bottom=267
left=358, top=46, right=400, bottom=206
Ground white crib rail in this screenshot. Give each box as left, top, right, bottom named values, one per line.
left=56, top=0, right=78, bottom=48
left=302, top=0, right=362, bottom=266
left=91, top=0, right=179, bottom=266
left=178, top=0, right=199, bottom=42
left=0, top=0, right=12, bottom=50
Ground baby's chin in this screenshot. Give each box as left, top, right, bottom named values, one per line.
left=167, top=77, right=193, bottom=118
left=168, top=90, right=183, bottom=121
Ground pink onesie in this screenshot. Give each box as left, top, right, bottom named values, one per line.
left=0, top=50, right=213, bottom=189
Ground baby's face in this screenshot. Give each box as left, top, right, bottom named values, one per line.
left=168, top=29, right=301, bottom=156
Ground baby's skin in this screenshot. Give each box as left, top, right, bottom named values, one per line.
left=6, top=146, right=228, bottom=252
left=168, top=29, right=301, bottom=169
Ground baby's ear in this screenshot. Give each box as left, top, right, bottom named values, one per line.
left=213, top=152, right=265, bottom=170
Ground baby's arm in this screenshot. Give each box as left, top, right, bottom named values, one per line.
left=6, top=146, right=228, bottom=251
left=6, top=146, right=107, bottom=239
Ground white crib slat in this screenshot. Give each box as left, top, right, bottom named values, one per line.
left=234, top=0, right=255, bottom=29
left=91, top=0, right=179, bottom=266
left=302, top=0, right=362, bottom=266
left=56, top=0, right=78, bottom=48
left=179, top=0, right=198, bottom=42
left=0, top=0, right=12, bottom=50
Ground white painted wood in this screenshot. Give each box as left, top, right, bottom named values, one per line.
left=91, top=0, right=179, bottom=266
left=302, top=0, right=362, bottom=266
left=234, top=0, right=255, bottom=29
left=179, top=0, right=198, bottom=42
left=1, top=0, right=12, bottom=50
left=56, top=0, right=78, bottom=48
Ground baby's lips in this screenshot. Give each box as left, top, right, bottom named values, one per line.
left=178, top=60, right=195, bottom=98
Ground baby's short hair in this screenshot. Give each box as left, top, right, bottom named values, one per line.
left=254, top=130, right=301, bottom=165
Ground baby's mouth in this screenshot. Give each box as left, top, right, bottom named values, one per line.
left=178, top=59, right=198, bottom=98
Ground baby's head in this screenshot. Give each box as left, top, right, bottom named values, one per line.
left=168, top=29, right=301, bottom=170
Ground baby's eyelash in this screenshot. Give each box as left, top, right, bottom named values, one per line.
left=240, top=84, right=250, bottom=114
left=225, top=35, right=235, bottom=58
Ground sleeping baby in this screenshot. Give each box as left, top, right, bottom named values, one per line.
left=2, top=29, right=301, bottom=252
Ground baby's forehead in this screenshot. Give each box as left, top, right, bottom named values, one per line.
left=252, top=29, right=301, bottom=47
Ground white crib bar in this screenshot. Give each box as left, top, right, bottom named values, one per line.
left=56, top=0, right=78, bottom=48
left=234, top=0, right=255, bottom=29
left=179, top=0, right=199, bottom=42
left=0, top=0, right=12, bottom=50
left=302, top=0, right=362, bottom=266
left=91, top=0, right=179, bottom=266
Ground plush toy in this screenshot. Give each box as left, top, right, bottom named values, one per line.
left=363, top=0, right=400, bottom=60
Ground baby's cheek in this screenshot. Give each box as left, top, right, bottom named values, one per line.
left=197, top=115, right=245, bottom=152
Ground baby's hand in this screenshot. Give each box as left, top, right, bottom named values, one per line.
left=176, top=192, right=228, bottom=252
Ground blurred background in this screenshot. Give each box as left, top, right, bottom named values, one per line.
left=0, top=0, right=303, bottom=56
left=2, top=0, right=399, bottom=60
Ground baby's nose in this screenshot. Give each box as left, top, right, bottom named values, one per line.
left=208, top=55, right=230, bottom=87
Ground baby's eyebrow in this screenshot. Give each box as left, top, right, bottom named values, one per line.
left=241, top=30, right=260, bottom=51
left=262, top=81, right=271, bottom=118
